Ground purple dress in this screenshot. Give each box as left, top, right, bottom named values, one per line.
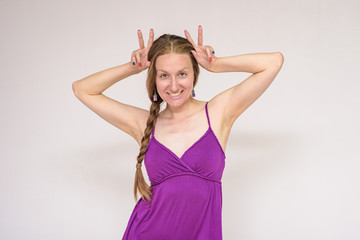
left=123, top=102, right=226, bottom=240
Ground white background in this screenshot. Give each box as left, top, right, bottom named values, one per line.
left=1, top=0, right=359, bottom=239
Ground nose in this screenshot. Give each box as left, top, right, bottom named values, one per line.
left=169, top=77, right=179, bottom=92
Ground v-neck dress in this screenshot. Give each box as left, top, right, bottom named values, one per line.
left=122, top=102, right=226, bottom=240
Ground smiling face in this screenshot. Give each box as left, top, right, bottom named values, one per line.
left=146, top=34, right=199, bottom=107
left=155, top=53, right=195, bottom=107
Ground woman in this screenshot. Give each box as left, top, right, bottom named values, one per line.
left=72, top=25, right=284, bottom=239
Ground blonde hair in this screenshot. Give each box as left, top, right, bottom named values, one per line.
left=133, top=34, right=200, bottom=202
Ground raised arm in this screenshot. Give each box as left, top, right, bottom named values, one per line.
left=72, top=29, right=154, bottom=145
left=185, top=26, right=284, bottom=147
left=210, top=52, right=284, bottom=124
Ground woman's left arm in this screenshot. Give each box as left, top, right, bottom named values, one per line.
left=185, top=26, right=284, bottom=126
left=210, top=52, right=284, bottom=124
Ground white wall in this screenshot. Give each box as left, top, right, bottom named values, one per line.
left=1, top=0, right=359, bottom=239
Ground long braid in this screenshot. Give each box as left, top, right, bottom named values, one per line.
left=133, top=100, right=162, bottom=202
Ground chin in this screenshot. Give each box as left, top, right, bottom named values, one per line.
left=163, top=91, right=191, bottom=107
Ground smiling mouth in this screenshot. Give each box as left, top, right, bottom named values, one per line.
left=167, top=90, right=184, bottom=97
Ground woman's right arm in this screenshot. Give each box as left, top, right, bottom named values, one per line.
left=72, top=29, right=154, bottom=145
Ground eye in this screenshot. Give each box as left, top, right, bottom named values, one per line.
left=179, top=72, right=186, bottom=77
left=160, top=73, right=168, bottom=78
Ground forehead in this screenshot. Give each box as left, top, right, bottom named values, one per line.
left=155, top=53, right=193, bottom=72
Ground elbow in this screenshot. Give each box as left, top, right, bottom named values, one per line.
left=72, top=81, right=80, bottom=97
left=273, top=52, right=284, bottom=68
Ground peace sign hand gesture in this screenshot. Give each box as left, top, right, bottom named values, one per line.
left=185, top=25, right=216, bottom=72
left=131, top=29, right=154, bottom=72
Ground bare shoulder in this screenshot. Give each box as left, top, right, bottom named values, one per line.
left=207, top=96, right=232, bottom=152
left=207, top=92, right=231, bottom=126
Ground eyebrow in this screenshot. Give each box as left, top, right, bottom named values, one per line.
left=157, top=68, right=189, bottom=73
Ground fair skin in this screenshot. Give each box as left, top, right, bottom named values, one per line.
left=72, top=26, right=284, bottom=158
left=152, top=52, right=208, bottom=158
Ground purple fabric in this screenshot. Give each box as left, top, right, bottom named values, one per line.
left=123, top=102, right=226, bottom=240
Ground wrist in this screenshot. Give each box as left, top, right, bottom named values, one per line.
left=126, top=61, right=142, bottom=75
left=209, top=57, right=223, bottom=73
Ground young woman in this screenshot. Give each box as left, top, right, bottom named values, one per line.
left=72, top=25, right=284, bottom=239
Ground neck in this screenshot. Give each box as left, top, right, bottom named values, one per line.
left=163, top=98, right=199, bottom=119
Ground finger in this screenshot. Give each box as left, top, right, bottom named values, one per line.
left=131, top=51, right=136, bottom=66
left=137, top=30, right=145, bottom=49
left=135, top=51, right=142, bottom=67
left=132, top=55, right=136, bottom=66
left=146, top=28, right=154, bottom=49
left=184, top=30, right=197, bottom=48
left=198, top=25, right=203, bottom=46
left=205, top=46, right=212, bottom=62
left=190, top=50, right=200, bottom=62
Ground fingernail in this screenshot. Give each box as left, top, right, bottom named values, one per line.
left=132, top=62, right=135, bottom=66
left=139, top=62, right=142, bottom=67
left=209, top=57, right=212, bottom=62
left=212, top=51, right=215, bottom=54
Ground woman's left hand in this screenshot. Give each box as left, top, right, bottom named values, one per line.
left=185, top=25, right=216, bottom=72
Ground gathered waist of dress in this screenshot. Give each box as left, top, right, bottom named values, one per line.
left=150, top=172, right=222, bottom=186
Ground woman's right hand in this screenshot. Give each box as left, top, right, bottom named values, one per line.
left=131, top=29, right=154, bottom=72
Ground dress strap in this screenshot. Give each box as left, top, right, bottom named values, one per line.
left=205, top=101, right=211, bottom=128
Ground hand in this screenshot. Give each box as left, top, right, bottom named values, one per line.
left=131, top=29, right=154, bottom=71
left=184, top=25, right=216, bottom=72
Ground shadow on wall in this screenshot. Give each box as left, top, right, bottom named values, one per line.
left=224, top=130, right=302, bottom=181
left=62, top=140, right=142, bottom=197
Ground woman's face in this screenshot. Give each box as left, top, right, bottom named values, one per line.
left=155, top=53, right=194, bottom=107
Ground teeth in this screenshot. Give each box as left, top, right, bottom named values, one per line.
left=169, top=91, right=181, bottom=97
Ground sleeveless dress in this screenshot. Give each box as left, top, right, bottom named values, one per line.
left=122, top=102, right=226, bottom=240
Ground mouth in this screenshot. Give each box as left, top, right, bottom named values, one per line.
left=167, top=90, right=184, bottom=99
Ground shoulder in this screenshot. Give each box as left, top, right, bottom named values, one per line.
left=207, top=97, right=226, bottom=120
left=206, top=96, right=233, bottom=151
